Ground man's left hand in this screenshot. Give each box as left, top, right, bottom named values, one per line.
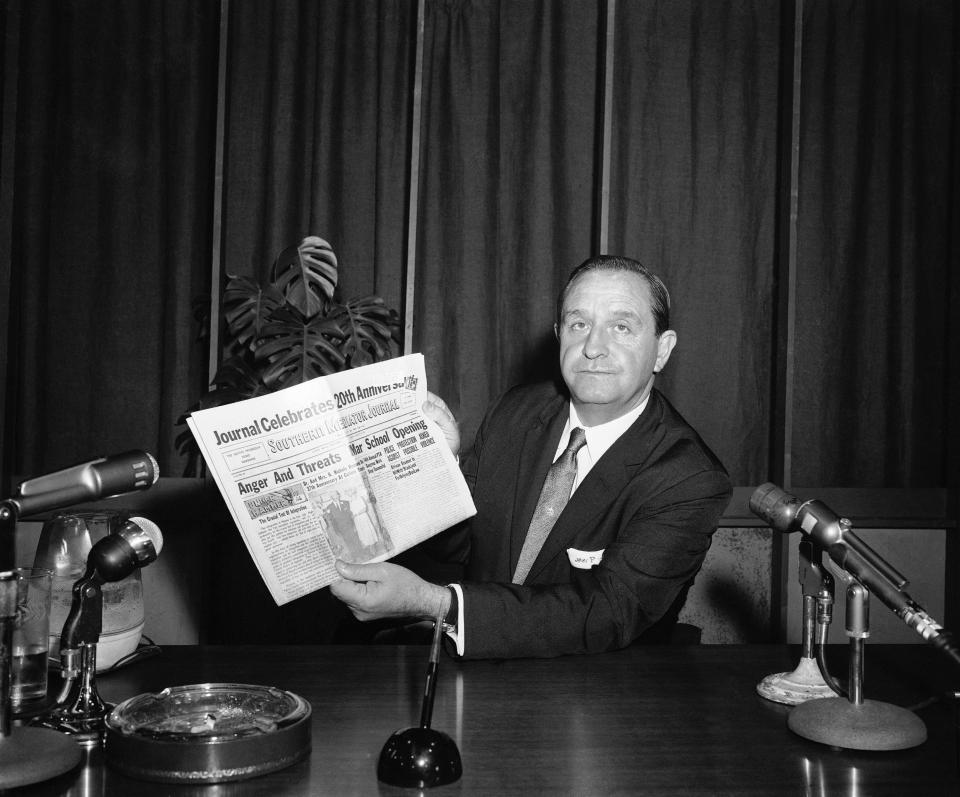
left=422, top=392, right=460, bottom=456
left=330, top=560, right=450, bottom=621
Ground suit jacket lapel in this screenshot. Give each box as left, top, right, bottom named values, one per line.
left=524, top=391, right=668, bottom=583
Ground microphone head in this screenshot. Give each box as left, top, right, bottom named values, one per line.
left=120, top=516, right=164, bottom=561
left=749, top=483, right=801, bottom=533
left=98, top=451, right=159, bottom=494
left=141, top=452, right=160, bottom=487
left=86, top=516, right=163, bottom=582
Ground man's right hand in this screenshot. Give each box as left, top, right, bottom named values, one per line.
left=422, top=391, right=460, bottom=456
left=330, top=560, right=450, bottom=622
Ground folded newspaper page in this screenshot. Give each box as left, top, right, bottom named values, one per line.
left=186, top=353, right=476, bottom=605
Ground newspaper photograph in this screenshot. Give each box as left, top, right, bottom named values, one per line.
left=186, top=353, right=476, bottom=605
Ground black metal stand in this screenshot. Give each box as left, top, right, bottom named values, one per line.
left=33, top=577, right=112, bottom=743
left=377, top=616, right=462, bottom=788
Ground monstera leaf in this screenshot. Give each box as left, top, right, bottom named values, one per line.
left=271, top=236, right=339, bottom=317
left=178, top=234, right=401, bottom=476
left=209, top=355, right=270, bottom=398
left=222, top=276, right=285, bottom=353
left=332, top=296, right=401, bottom=367
left=254, top=305, right=347, bottom=390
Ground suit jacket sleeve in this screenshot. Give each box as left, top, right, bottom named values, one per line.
left=453, top=385, right=732, bottom=660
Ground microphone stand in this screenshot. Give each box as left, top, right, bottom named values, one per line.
left=757, top=540, right=835, bottom=704
left=787, top=571, right=927, bottom=750
left=377, top=614, right=462, bottom=788
left=751, top=483, right=960, bottom=749
left=33, top=516, right=163, bottom=744
left=0, top=501, right=83, bottom=789
left=34, top=573, right=111, bottom=743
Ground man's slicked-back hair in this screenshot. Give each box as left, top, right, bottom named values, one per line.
left=556, top=255, right=671, bottom=336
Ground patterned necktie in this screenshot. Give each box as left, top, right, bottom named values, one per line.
left=513, top=427, right=588, bottom=584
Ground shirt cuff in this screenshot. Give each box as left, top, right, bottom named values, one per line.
left=445, top=583, right=465, bottom=656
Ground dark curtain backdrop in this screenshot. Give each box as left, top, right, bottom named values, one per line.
left=2, top=0, right=957, bottom=494
left=5, top=0, right=220, bottom=480
left=414, top=0, right=601, bottom=449
left=609, top=0, right=781, bottom=482
left=220, top=0, right=415, bottom=310
left=793, top=0, right=958, bottom=486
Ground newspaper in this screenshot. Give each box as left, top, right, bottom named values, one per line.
left=186, top=353, right=476, bottom=606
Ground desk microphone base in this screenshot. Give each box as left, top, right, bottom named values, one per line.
left=757, top=656, right=835, bottom=705
left=378, top=726, right=463, bottom=789
left=34, top=707, right=111, bottom=745
left=0, top=725, right=83, bottom=788
left=788, top=697, right=927, bottom=751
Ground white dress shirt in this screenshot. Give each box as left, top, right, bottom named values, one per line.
left=559, top=397, right=648, bottom=494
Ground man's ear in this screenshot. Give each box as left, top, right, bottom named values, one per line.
left=653, top=330, right=677, bottom=374
left=554, top=322, right=560, bottom=341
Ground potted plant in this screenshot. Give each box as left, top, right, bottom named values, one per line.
left=176, top=235, right=401, bottom=475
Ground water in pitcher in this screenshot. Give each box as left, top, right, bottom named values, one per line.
left=48, top=573, right=144, bottom=656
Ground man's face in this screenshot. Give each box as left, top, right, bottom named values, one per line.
left=556, top=270, right=676, bottom=426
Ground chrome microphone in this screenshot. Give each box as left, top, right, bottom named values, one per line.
left=750, top=483, right=960, bottom=668
left=11, top=451, right=159, bottom=518
left=46, top=517, right=164, bottom=740
left=59, top=517, right=162, bottom=650
left=84, top=516, right=163, bottom=581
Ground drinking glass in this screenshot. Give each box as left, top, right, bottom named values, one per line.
left=10, top=567, right=52, bottom=712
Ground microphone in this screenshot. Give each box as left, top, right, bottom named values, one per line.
left=11, top=451, right=159, bottom=518
left=42, top=516, right=164, bottom=741
left=85, top=516, right=163, bottom=582
left=750, top=483, right=960, bottom=668
left=59, top=517, right=163, bottom=650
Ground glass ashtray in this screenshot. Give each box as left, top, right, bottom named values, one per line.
left=104, top=683, right=312, bottom=783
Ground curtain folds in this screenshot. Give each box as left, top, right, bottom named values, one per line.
left=414, top=0, right=601, bottom=447
left=3, top=0, right=957, bottom=493
left=7, top=0, right=220, bottom=477
left=793, top=0, right=958, bottom=486
left=609, top=0, right=781, bottom=482
left=221, top=0, right=415, bottom=306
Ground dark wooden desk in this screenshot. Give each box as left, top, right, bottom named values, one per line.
left=11, top=644, right=960, bottom=796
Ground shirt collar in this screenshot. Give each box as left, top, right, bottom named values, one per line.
left=560, top=395, right=650, bottom=465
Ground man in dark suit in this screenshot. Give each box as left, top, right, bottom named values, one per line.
left=331, top=255, right=732, bottom=659
left=323, top=492, right=364, bottom=561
